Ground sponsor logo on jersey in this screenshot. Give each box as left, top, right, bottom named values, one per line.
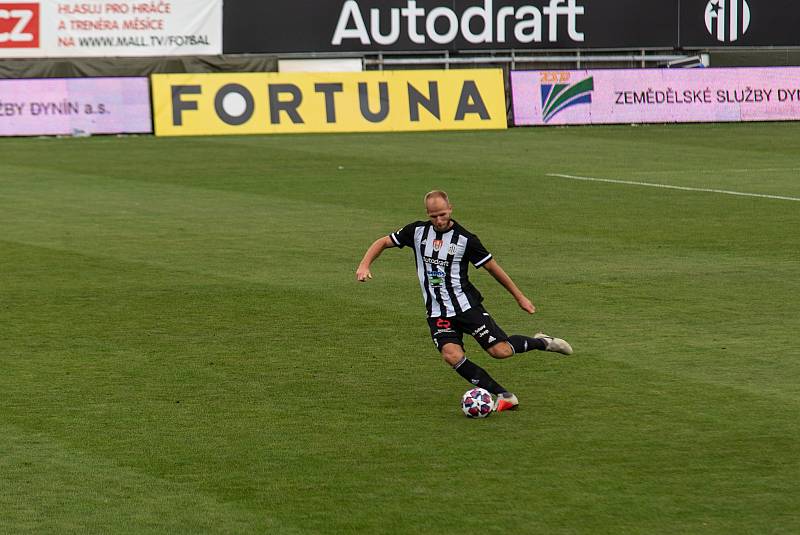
left=429, top=269, right=445, bottom=287
left=472, top=324, right=489, bottom=338
left=424, top=257, right=450, bottom=267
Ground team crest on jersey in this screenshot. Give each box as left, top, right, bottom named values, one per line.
left=433, top=239, right=443, bottom=252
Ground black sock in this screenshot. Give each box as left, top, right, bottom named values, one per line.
left=508, top=335, right=546, bottom=354
left=454, top=358, right=506, bottom=394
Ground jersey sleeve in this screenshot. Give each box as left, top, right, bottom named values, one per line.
left=389, top=222, right=418, bottom=248
left=466, top=234, right=493, bottom=268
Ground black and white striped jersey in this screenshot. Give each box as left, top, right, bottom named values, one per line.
left=390, top=220, right=493, bottom=318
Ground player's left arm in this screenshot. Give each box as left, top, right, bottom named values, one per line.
left=482, top=259, right=536, bottom=314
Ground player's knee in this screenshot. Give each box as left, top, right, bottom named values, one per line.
left=487, top=342, right=513, bottom=359
left=440, top=344, right=465, bottom=366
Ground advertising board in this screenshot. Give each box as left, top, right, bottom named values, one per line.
left=0, top=0, right=221, bottom=58
left=224, top=0, right=800, bottom=53
left=511, top=68, right=800, bottom=126
left=223, top=0, right=678, bottom=53
left=0, top=77, right=151, bottom=136
left=151, top=69, right=507, bottom=136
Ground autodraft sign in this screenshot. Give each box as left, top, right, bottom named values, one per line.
left=151, top=70, right=507, bottom=136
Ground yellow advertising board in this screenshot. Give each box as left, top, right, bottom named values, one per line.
left=151, top=70, right=507, bottom=136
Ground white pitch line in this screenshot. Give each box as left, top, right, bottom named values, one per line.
left=642, top=167, right=800, bottom=175
left=546, top=173, right=800, bottom=202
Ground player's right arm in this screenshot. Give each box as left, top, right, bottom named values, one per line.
left=356, top=236, right=395, bottom=282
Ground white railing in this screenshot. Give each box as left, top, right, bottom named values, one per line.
left=359, top=49, right=706, bottom=70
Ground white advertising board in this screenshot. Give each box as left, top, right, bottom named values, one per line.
left=0, top=0, right=221, bottom=57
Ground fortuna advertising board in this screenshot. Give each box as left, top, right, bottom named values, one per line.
left=0, top=0, right=221, bottom=57
left=510, top=68, right=800, bottom=126
left=151, top=70, right=507, bottom=136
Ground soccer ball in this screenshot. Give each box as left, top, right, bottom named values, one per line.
left=461, top=387, right=493, bottom=418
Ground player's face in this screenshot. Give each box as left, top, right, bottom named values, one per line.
left=426, top=197, right=453, bottom=232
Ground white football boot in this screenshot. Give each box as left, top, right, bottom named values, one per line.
left=534, top=333, right=574, bottom=355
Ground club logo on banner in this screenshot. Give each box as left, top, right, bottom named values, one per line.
left=540, top=75, right=593, bottom=123
left=705, top=0, right=751, bottom=42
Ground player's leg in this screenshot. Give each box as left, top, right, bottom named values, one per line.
left=507, top=333, right=573, bottom=355
left=444, top=344, right=517, bottom=411
left=486, top=341, right=513, bottom=359
left=427, top=316, right=509, bottom=395
left=469, top=308, right=572, bottom=356
left=480, top=330, right=568, bottom=411
left=457, top=306, right=516, bottom=359
left=483, top=333, right=573, bottom=357
left=445, top=310, right=519, bottom=410
left=442, top=343, right=508, bottom=396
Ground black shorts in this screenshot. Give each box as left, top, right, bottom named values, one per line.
left=427, top=305, right=508, bottom=352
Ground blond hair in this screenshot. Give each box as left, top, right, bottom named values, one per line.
left=424, top=190, right=450, bottom=206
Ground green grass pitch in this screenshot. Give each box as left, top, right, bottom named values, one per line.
left=1, top=123, right=799, bottom=534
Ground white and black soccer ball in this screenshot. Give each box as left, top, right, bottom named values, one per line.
left=461, top=387, right=493, bottom=418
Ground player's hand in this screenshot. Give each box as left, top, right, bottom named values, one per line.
left=517, top=296, right=536, bottom=314
left=356, top=267, right=373, bottom=282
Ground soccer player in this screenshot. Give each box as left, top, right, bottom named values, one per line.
left=356, top=190, right=573, bottom=412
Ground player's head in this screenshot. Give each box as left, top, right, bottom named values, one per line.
left=424, top=190, right=453, bottom=232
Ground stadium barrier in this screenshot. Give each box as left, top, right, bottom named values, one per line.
left=3, top=0, right=800, bottom=137
left=511, top=67, right=800, bottom=126
left=4, top=65, right=800, bottom=137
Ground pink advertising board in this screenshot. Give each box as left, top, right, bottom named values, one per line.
left=0, top=77, right=151, bottom=136
left=511, top=67, right=800, bottom=126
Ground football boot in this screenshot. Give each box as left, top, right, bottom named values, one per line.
left=534, top=333, right=573, bottom=355
left=493, top=392, right=519, bottom=412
